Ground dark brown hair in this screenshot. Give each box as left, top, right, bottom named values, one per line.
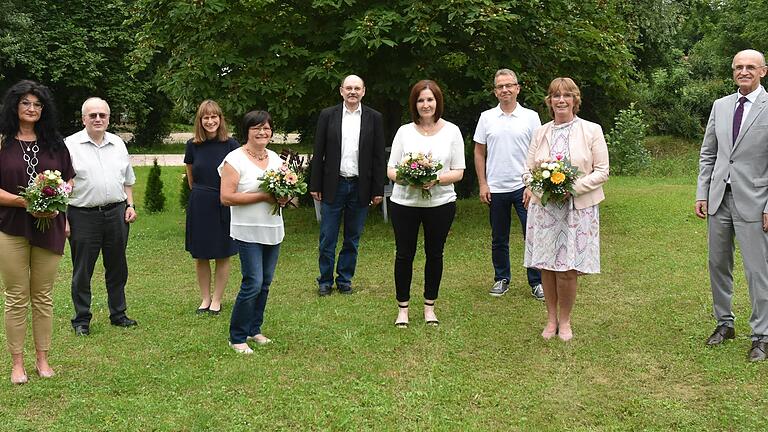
left=408, top=80, right=444, bottom=124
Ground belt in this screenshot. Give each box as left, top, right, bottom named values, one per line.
left=339, top=175, right=358, bottom=180
left=74, top=201, right=125, bottom=212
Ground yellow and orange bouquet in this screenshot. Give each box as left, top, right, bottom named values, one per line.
left=524, top=154, right=580, bottom=206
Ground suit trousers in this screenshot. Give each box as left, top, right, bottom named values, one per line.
left=68, top=203, right=130, bottom=327
left=708, top=188, right=768, bottom=340
left=0, top=231, right=61, bottom=354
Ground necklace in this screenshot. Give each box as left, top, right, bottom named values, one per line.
left=244, top=146, right=268, bottom=161
left=18, top=139, right=39, bottom=185
left=418, top=122, right=438, bottom=136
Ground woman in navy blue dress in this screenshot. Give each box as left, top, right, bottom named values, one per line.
left=184, top=100, right=239, bottom=315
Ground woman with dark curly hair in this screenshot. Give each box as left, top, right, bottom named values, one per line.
left=0, top=80, right=74, bottom=384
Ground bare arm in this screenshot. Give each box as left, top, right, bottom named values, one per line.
left=185, top=164, right=194, bottom=189
left=124, top=185, right=137, bottom=223
left=219, top=162, right=274, bottom=206
left=474, top=142, right=490, bottom=204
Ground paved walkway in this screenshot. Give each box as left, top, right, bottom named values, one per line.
left=131, top=154, right=185, bottom=166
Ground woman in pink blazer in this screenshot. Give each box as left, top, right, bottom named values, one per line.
left=523, top=77, right=609, bottom=341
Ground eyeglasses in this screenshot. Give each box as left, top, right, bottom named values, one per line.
left=249, top=126, right=272, bottom=132
left=88, top=113, right=109, bottom=119
left=495, top=83, right=519, bottom=90
left=551, top=93, right=575, bottom=99
left=732, top=64, right=765, bottom=72
left=19, top=100, right=44, bottom=111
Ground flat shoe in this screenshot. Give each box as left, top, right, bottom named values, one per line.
left=36, top=366, right=55, bottom=378
left=246, top=335, right=272, bottom=345
left=196, top=307, right=209, bottom=315
left=10, top=371, right=28, bottom=385
left=229, top=341, right=254, bottom=354
left=208, top=308, right=221, bottom=316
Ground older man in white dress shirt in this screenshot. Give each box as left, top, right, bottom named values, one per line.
left=65, top=97, right=138, bottom=336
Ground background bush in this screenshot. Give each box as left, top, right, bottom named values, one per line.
left=144, top=159, right=166, bottom=213
left=606, top=103, right=651, bottom=175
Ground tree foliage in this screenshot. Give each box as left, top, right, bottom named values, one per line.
left=130, top=0, right=647, bottom=141
left=0, top=0, right=169, bottom=144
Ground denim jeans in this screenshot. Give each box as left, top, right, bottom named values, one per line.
left=489, top=188, right=541, bottom=286
left=317, top=178, right=369, bottom=289
left=229, top=240, right=281, bottom=344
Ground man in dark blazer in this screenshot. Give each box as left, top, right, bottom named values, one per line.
left=696, top=49, right=768, bottom=361
left=310, top=75, right=385, bottom=296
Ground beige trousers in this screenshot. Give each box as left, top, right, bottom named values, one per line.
left=0, top=231, right=61, bottom=354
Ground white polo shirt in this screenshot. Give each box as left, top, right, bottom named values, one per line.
left=473, top=104, right=541, bottom=193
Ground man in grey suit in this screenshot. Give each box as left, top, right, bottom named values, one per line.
left=696, top=49, right=768, bottom=362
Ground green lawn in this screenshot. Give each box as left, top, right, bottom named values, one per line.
left=1, top=143, right=765, bottom=431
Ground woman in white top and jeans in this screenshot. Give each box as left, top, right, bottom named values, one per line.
left=219, top=110, right=289, bottom=354
left=387, top=80, right=465, bottom=328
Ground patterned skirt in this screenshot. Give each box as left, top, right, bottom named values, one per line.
left=523, top=199, right=600, bottom=274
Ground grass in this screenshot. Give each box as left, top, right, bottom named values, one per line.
left=1, top=139, right=765, bottom=431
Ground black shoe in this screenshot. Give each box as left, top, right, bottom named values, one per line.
left=318, top=286, right=332, bottom=296
left=111, top=317, right=138, bottom=328
left=338, top=285, right=353, bottom=295
left=749, top=341, right=768, bottom=362
left=706, top=324, right=735, bottom=346
left=208, top=307, right=221, bottom=316
left=196, top=307, right=209, bottom=315
left=73, top=325, right=90, bottom=336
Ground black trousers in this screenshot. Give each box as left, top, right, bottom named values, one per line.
left=68, top=202, right=129, bottom=326
left=390, top=201, right=456, bottom=302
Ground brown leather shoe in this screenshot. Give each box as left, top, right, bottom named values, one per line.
left=706, top=324, right=735, bottom=346
left=748, top=341, right=767, bottom=362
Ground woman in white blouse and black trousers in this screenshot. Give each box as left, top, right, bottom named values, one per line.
left=387, top=80, right=465, bottom=328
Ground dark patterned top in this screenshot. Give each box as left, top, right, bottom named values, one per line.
left=0, top=139, right=75, bottom=254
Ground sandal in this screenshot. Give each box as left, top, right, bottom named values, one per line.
left=395, top=303, right=409, bottom=328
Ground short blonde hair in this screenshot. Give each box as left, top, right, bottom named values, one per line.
left=544, top=77, right=581, bottom=118
left=193, top=99, right=229, bottom=144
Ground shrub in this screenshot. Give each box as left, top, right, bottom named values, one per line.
left=144, top=159, right=166, bottom=213
left=179, top=172, right=190, bottom=210
left=454, top=136, right=478, bottom=199
left=606, top=103, right=651, bottom=175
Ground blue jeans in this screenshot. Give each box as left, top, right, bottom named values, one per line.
left=490, top=188, right=541, bottom=286
left=317, top=178, right=369, bottom=288
left=229, top=241, right=280, bottom=344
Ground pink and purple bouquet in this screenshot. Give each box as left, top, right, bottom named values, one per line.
left=395, top=152, right=444, bottom=199
left=18, top=169, right=71, bottom=231
left=258, top=151, right=308, bottom=215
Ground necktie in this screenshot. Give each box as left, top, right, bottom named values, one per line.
left=732, top=96, right=748, bottom=144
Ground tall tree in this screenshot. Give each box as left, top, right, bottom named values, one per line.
left=131, top=0, right=642, bottom=140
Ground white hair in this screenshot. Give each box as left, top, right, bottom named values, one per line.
left=81, top=97, right=111, bottom=115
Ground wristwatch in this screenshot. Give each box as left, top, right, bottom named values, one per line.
left=127, top=203, right=136, bottom=209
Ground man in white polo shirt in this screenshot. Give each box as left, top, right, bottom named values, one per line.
left=65, top=97, right=138, bottom=336
left=474, top=69, right=543, bottom=300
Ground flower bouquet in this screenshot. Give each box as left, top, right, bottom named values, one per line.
left=18, top=169, right=72, bottom=231
left=395, top=152, right=444, bottom=199
left=525, top=154, right=580, bottom=206
left=258, top=150, right=308, bottom=215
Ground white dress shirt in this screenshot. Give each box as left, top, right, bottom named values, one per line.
left=339, top=104, right=362, bottom=177
left=65, top=129, right=136, bottom=207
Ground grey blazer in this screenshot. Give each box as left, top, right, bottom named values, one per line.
left=697, top=87, right=768, bottom=222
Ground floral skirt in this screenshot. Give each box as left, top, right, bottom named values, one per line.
left=524, top=199, right=600, bottom=274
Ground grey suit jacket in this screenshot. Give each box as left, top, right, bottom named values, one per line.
left=697, top=86, right=768, bottom=222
